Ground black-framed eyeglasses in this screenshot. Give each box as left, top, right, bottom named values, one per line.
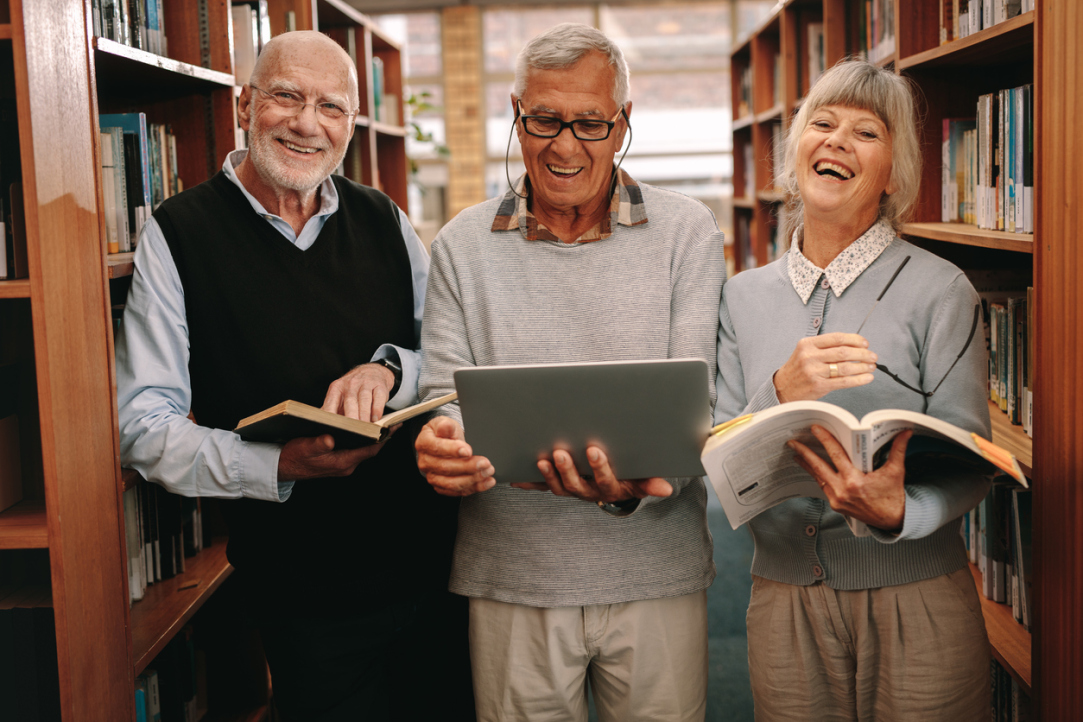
left=516, top=100, right=623, bottom=141
left=876, top=303, right=981, bottom=397
left=249, top=84, right=357, bottom=127
left=856, top=254, right=981, bottom=398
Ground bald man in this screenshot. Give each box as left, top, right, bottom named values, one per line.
left=117, top=32, right=472, bottom=721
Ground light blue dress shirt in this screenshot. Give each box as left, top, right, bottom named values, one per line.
left=116, top=149, right=429, bottom=502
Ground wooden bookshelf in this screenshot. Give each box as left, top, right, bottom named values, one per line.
left=108, top=252, right=135, bottom=280
left=0, top=499, right=47, bottom=549
left=131, top=540, right=233, bottom=675
left=969, top=563, right=1031, bottom=694
left=731, top=2, right=1083, bottom=716
left=989, top=401, right=1033, bottom=477
left=901, top=223, right=1034, bottom=253
left=0, top=279, right=31, bottom=298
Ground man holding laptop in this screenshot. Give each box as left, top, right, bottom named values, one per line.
left=415, top=23, right=725, bottom=722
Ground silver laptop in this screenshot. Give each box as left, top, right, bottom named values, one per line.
left=453, top=358, right=711, bottom=483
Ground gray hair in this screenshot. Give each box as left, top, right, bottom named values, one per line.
left=513, top=23, right=630, bottom=108
left=779, top=58, right=921, bottom=243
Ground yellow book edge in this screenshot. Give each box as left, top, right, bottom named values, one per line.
left=971, top=432, right=1028, bottom=487
left=235, top=391, right=458, bottom=440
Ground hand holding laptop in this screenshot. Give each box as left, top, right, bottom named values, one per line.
left=524, top=447, right=672, bottom=503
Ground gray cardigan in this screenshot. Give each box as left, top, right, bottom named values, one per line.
left=420, top=183, right=725, bottom=607
left=715, top=237, right=992, bottom=590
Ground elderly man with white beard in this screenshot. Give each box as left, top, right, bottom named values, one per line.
left=115, top=31, right=473, bottom=722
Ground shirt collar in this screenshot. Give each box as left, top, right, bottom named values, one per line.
left=222, top=148, right=339, bottom=220
left=490, top=168, right=648, bottom=243
left=786, top=219, right=897, bottom=304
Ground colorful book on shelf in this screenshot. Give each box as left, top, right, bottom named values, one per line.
left=703, top=400, right=1026, bottom=533
left=100, top=113, right=152, bottom=247
left=235, top=392, right=458, bottom=448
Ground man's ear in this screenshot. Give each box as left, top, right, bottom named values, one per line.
left=510, top=94, right=519, bottom=118
left=237, top=85, right=253, bottom=132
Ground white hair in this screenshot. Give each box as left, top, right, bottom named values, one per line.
left=513, top=23, right=630, bottom=107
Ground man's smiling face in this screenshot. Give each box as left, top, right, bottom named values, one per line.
left=241, top=40, right=356, bottom=194
left=515, top=50, right=628, bottom=223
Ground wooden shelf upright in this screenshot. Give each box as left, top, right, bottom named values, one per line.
left=0, top=0, right=411, bottom=719
left=730, top=1, right=1083, bottom=717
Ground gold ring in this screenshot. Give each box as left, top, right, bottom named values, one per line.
left=829, top=363, right=839, bottom=378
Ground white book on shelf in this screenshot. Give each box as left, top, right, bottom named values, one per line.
left=232, top=5, right=258, bottom=86
left=99, top=131, right=120, bottom=254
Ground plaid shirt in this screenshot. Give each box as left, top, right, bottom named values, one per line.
left=491, top=169, right=649, bottom=243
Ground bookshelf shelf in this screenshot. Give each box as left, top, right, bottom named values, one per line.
left=0, top=24, right=10, bottom=40
left=131, top=539, right=233, bottom=675
left=898, top=13, right=1034, bottom=70
left=900, top=223, right=1034, bottom=253
left=121, top=467, right=141, bottom=492
left=0, top=279, right=31, bottom=298
left=0, top=500, right=48, bottom=549
left=733, top=114, right=755, bottom=131
left=989, top=401, right=1033, bottom=477
left=757, top=190, right=785, bottom=203
left=733, top=196, right=755, bottom=209
left=755, top=104, right=785, bottom=123
left=108, top=252, right=136, bottom=280
left=93, top=37, right=234, bottom=100
left=968, top=563, right=1031, bottom=694
left=372, top=121, right=408, bottom=137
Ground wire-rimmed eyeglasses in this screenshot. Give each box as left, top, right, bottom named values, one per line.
left=249, top=84, right=357, bottom=127
left=516, top=100, right=624, bottom=141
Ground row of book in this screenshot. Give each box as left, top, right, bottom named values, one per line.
left=941, top=85, right=1034, bottom=234
left=940, top=0, right=1031, bottom=45
left=99, top=113, right=182, bottom=255
left=989, top=291, right=1033, bottom=433
left=857, top=0, right=896, bottom=65
left=123, top=480, right=206, bottom=604
left=735, top=64, right=753, bottom=119
left=965, top=269, right=1034, bottom=436
left=138, top=626, right=202, bottom=722
left=990, top=658, right=1032, bottom=721
left=91, top=0, right=168, bottom=57
left=232, top=0, right=273, bottom=86
left=965, top=482, right=1032, bottom=630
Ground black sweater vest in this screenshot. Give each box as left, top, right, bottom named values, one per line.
left=154, top=173, right=457, bottom=613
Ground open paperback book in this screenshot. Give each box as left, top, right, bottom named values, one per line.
left=702, top=400, right=1026, bottom=535
left=234, top=392, right=457, bottom=449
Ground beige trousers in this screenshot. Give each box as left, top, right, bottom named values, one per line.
left=469, top=591, right=708, bottom=722
left=746, top=568, right=991, bottom=722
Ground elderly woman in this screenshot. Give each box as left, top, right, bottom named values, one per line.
left=716, top=59, right=992, bottom=720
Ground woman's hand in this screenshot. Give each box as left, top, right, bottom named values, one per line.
left=773, top=333, right=878, bottom=402
left=788, top=425, right=911, bottom=532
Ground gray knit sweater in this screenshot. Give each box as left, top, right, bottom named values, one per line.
left=715, top=236, right=992, bottom=590
left=419, top=182, right=726, bottom=607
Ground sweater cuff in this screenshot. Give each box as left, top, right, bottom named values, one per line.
left=745, top=376, right=782, bottom=414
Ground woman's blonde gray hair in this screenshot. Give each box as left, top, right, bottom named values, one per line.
left=779, top=58, right=921, bottom=244
left=513, top=23, right=630, bottom=108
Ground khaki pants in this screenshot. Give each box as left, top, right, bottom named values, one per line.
left=746, top=568, right=991, bottom=722
left=469, top=591, right=708, bottom=722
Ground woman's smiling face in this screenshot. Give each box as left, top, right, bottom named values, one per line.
left=796, top=104, right=895, bottom=230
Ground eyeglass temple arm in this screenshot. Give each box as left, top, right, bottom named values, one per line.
left=928, top=303, right=983, bottom=397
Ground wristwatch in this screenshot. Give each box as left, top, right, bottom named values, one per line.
left=374, top=357, right=402, bottom=397
left=597, top=498, right=641, bottom=517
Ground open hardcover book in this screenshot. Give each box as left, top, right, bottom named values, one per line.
left=234, top=392, right=457, bottom=449
left=702, top=400, right=1026, bottom=534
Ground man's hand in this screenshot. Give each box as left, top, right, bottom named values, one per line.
left=278, top=433, right=391, bottom=482
left=415, top=416, right=497, bottom=497
left=788, top=424, right=911, bottom=532
left=322, top=363, right=396, bottom=421
left=519, top=446, right=673, bottom=504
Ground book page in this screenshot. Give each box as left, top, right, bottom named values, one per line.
left=864, top=408, right=1025, bottom=485
left=703, top=403, right=859, bottom=530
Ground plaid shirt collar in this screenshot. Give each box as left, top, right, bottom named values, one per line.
left=490, top=169, right=648, bottom=243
